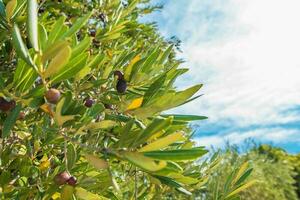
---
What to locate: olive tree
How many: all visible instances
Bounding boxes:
[0,0,252,199]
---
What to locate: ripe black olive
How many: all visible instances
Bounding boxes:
[67,176,77,186]
[113,70,124,80]
[89,29,96,37]
[116,79,127,94]
[84,98,94,108]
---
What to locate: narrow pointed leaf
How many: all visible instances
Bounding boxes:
[160,114,208,121]
[139,132,185,152]
[27,0,39,51]
[67,143,76,170]
[47,16,66,46]
[2,104,22,138]
[61,12,92,39]
[121,151,166,172]
[12,24,35,69]
[143,147,208,161]
[225,180,256,199]
[134,117,173,146]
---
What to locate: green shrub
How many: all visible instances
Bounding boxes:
[206,144,299,200]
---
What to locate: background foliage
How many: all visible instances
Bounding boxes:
[204,143,300,200]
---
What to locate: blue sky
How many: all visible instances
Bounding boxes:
[142,0,300,153]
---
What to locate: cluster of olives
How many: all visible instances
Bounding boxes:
[114,70,127,94]
[45,88,94,108]
[54,171,77,186]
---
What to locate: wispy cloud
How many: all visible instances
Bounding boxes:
[144,0,300,152]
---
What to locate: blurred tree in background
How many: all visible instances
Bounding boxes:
[0,0,253,199]
[205,144,300,200]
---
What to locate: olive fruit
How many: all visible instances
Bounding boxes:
[0,97,16,112]
[98,13,107,23]
[67,176,77,186]
[89,29,96,37]
[104,103,113,110]
[116,79,127,94]
[45,89,61,104]
[113,70,124,80]
[54,171,71,185]
[84,98,94,108]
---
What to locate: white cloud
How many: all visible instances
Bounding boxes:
[161,0,300,128]
[195,128,300,148]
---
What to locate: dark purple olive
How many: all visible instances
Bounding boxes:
[113,70,124,80]
[84,98,94,108]
[104,103,113,110]
[98,13,107,23]
[0,97,16,112]
[67,176,77,186]
[45,89,61,104]
[116,79,127,94]
[54,171,71,185]
[89,29,96,37]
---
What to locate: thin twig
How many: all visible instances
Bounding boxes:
[135,167,138,200]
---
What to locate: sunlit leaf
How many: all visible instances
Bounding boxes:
[139,132,185,152]
[44,44,71,78]
[121,151,166,172]
[143,147,208,161]
[27,0,39,51]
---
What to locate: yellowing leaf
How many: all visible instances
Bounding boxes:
[40,103,54,117]
[147,130,165,142]
[124,54,140,81]
[39,160,50,170]
[121,151,166,172]
[51,192,61,200]
[54,98,75,126]
[75,187,109,200]
[167,173,199,185]
[126,97,143,111]
[5,0,17,20]
[139,132,185,152]
[85,154,108,170]
[44,45,71,78]
[42,41,69,63]
[232,162,249,184]
[225,180,256,199]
